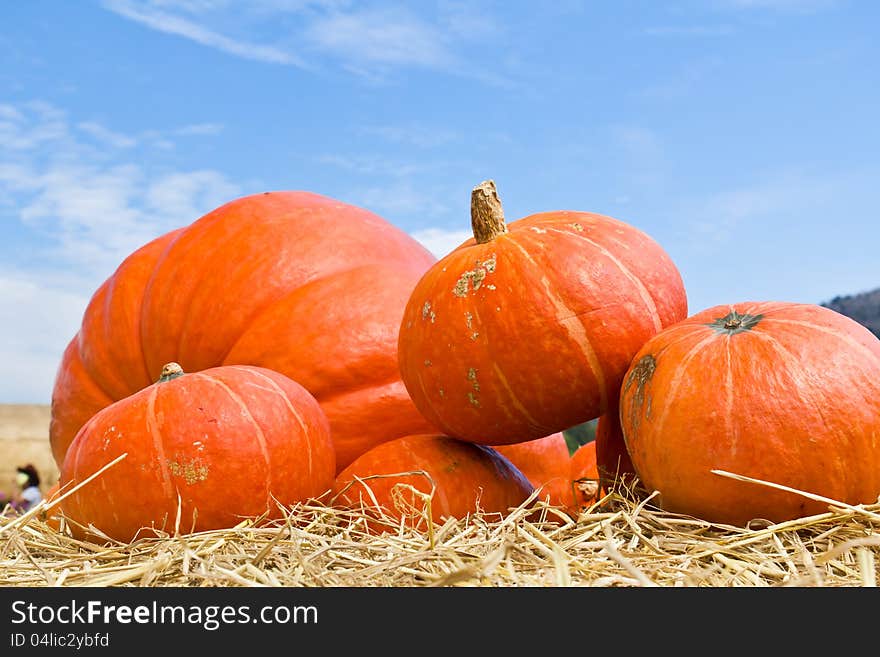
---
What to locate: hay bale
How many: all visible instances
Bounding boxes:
[2,473,879,587]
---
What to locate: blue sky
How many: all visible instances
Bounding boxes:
[1,0,878,404]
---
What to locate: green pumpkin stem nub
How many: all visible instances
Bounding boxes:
[707,310,764,335]
[471,179,509,244]
[158,362,185,383]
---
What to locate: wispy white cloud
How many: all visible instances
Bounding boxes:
[173,122,224,136]
[679,168,872,249]
[101,0,308,67]
[0,100,244,403]
[0,273,91,404]
[77,121,138,148]
[100,0,510,84]
[409,226,472,258]
[304,8,453,71]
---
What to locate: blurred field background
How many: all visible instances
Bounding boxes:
[0,404,58,502]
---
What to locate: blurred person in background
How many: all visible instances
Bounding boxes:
[10,463,43,513]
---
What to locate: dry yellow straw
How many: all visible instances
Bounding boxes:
[0,452,129,536]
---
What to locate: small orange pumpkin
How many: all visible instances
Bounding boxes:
[570,440,600,514]
[331,433,533,532]
[60,363,335,542]
[493,432,571,509]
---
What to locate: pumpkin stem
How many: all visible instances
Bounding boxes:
[471,180,508,244]
[158,362,185,383]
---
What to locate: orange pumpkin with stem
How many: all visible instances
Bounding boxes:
[60,362,335,543]
[397,180,687,446]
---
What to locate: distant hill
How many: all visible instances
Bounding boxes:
[822,287,880,338]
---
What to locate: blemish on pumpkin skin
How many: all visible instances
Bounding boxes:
[571,223,583,232]
[452,255,497,297]
[624,354,656,430]
[467,392,480,407]
[167,457,209,485]
[421,301,436,323]
[467,367,480,392]
[424,360,432,367]
[530,226,547,234]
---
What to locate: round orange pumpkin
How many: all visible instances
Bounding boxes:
[397,180,688,446]
[331,433,533,532]
[619,301,880,526]
[494,432,572,509]
[570,440,600,514]
[50,191,438,474]
[60,363,335,542]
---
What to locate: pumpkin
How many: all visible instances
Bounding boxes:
[619,301,880,526]
[397,180,688,446]
[50,191,438,474]
[331,433,533,532]
[59,362,335,542]
[570,440,600,514]
[493,432,570,509]
[595,403,638,493]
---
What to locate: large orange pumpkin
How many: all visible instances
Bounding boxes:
[331,433,533,532]
[50,191,438,474]
[397,180,688,445]
[619,301,880,526]
[60,363,335,542]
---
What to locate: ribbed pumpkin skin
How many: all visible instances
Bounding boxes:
[332,433,533,531]
[493,432,571,509]
[620,301,880,526]
[50,192,438,474]
[60,364,335,543]
[398,208,688,445]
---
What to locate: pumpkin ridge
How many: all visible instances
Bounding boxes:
[759,316,880,367]
[220,261,422,395]
[503,236,609,413]
[641,332,718,440]
[235,366,316,481]
[192,370,273,497]
[723,335,735,459]
[747,329,835,441]
[489,360,549,435]
[147,381,176,502]
[543,225,663,333]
